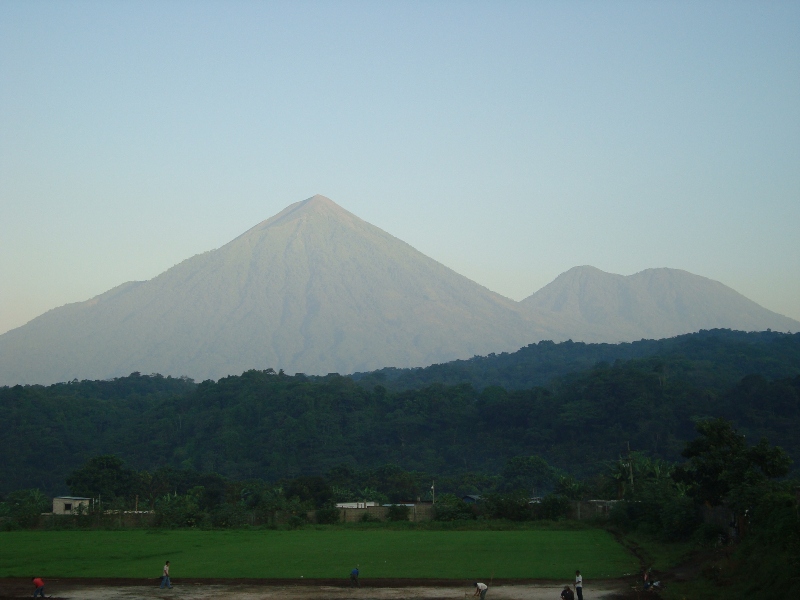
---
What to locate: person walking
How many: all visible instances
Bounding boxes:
[575,570,583,600]
[31,577,46,598]
[473,582,488,600]
[160,560,173,589]
[349,566,360,587]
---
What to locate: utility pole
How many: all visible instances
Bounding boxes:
[627,442,634,493]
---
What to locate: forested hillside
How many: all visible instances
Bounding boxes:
[2,330,799,495]
[352,329,800,390]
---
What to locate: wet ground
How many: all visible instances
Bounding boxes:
[0,579,638,600]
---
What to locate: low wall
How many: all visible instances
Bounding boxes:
[35,512,158,528]
[27,507,433,528]
[568,500,617,520]
[336,504,434,523]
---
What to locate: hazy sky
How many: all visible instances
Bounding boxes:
[1,1,799,336]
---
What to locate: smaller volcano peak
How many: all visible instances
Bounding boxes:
[563,265,607,276]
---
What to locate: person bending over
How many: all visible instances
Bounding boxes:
[32,577,45,598]
[474,582,488,600]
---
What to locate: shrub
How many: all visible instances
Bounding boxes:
[434,494,476,521]
[0,489,50,529]
[658,494,701,541]
[480,493,531,521]
[537,494,570,520]
[210,504,249,528]
[387,504,411,521]
[316,507,341,524]
[609,485,701,541]
[154,494,205,528]
[609,499,636,531]
[287,514,306,529]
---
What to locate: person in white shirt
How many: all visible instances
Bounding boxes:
[575,570,583,600]
[160,561,173,589]
[473,582,488,600]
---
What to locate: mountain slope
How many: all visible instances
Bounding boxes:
[520,266,799,341]
[0,196,547,385]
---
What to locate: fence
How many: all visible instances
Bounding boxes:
[568,500,618,520]
[335,504,434,523]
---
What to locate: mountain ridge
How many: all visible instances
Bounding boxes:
[522,265,798,341]
[0,195,797,385]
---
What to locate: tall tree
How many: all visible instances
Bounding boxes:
[66,455,139,502]
[672,418,791,509]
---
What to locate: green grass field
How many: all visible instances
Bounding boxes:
[0,528,638,580]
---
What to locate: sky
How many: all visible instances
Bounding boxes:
[1,1,799,336]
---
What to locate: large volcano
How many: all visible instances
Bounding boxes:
[0,196,547,384]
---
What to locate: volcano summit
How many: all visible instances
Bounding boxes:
[0,196,546,384]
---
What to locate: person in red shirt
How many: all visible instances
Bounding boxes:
[32,577,46,598]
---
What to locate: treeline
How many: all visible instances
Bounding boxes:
[1,334,800,495]
[0,452,577,528]
[351,329,800,391]
[2,419,794,536]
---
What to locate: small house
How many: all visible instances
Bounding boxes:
[52,496,91,515]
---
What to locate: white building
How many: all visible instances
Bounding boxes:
[52,496,91,514]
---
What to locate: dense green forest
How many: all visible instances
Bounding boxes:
[1,330,799,495]
[352,329,800,390]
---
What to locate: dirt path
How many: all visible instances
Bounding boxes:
[0,580,635,600]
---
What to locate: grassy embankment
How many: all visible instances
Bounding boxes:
[0,528,638,580]
[617,531,695,572]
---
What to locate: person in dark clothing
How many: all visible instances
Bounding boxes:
[350,567,360,587]
[560,585,574,600]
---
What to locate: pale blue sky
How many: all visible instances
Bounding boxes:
[1,0,799,335]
